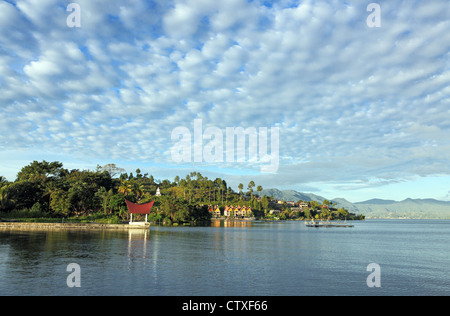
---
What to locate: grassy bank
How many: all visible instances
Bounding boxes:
[0,210,123,224]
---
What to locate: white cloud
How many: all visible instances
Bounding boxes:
[163,3,201,38]
[1,0,450,199]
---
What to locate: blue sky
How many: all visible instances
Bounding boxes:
[1,0,450,202]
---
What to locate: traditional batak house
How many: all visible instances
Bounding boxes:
[242,206,253,218]
[208,205,221,218]
[235,206,253,218]
[209,205,253,218]
[224,206,233,217]
[223,205,253,218]
[125,199,155,225]
[233,206,242,217]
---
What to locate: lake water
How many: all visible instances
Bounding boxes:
[0,219,449,296]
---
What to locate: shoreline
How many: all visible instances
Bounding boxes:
[0,221,150,230]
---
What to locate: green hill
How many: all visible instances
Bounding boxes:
[259,188,450,219]
[355,198,450,219]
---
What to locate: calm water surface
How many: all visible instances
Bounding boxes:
[0,219,449,296]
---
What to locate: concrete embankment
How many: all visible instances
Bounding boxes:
[0,222,150,230]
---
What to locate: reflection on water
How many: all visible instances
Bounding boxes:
[127,229,150,259]
[126,229,156,281]
[211,219,254,228]
[1,220,450,296]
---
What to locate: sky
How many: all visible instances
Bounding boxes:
[0,0,450,202]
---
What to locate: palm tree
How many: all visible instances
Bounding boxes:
[179,179,187,199]
[0,176,8,186]
[0,184,10,210]
[221,180,227,203]
[248,181,255,199]
[225,186,231,204]
[256,185,263,197]
[118,180,144,201]
[118,181,132,196]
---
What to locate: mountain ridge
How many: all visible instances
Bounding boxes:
[259,188,450,219]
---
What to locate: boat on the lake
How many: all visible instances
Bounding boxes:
[305,219,354,228]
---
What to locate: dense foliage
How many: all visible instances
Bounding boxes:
[0,161,362,224]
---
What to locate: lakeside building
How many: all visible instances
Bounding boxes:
[299,202,309,209]
[208,205,221,218]
[208,205,253,218]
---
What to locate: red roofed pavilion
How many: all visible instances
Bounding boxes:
[125,199,154,224]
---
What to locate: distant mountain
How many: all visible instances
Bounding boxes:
[259,188,327,204]
[259,188,356,211]
[355,198,450,219]
[356,198,397,205]
[259,188,450,219]
[330,198,360,213]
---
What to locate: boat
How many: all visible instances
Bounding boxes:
[305,219,354,228]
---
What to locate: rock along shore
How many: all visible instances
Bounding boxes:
[0,221,150,230]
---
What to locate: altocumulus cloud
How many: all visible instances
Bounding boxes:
[0,0,450,200]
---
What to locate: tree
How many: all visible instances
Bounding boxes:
[221,180,227,203]
[188,204,211,223]
[248,181,255,198]
[338,208,349,219]
[0,162,366,223]
[261,195,269,210]
[99,163,125,178]
[118,179,145,201]
[0,176,8,187]
[215,178,223,202]
[304,208,312,220]
[321,207,331,221]
[256,185,263,196]
[67,182,100,214]
[238,183,244,200]
[109,193,126,213]
[1,180,43,211]
[159,196,189,224]
[167,186,185,199]
[179,179,187,199]
[50,189,71,216]
[95,187,114,215]
[0,185,7,210]
[118,182,132,196]
[135,169,143,179]
[16,161,66,182]
[0,178,11,210]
